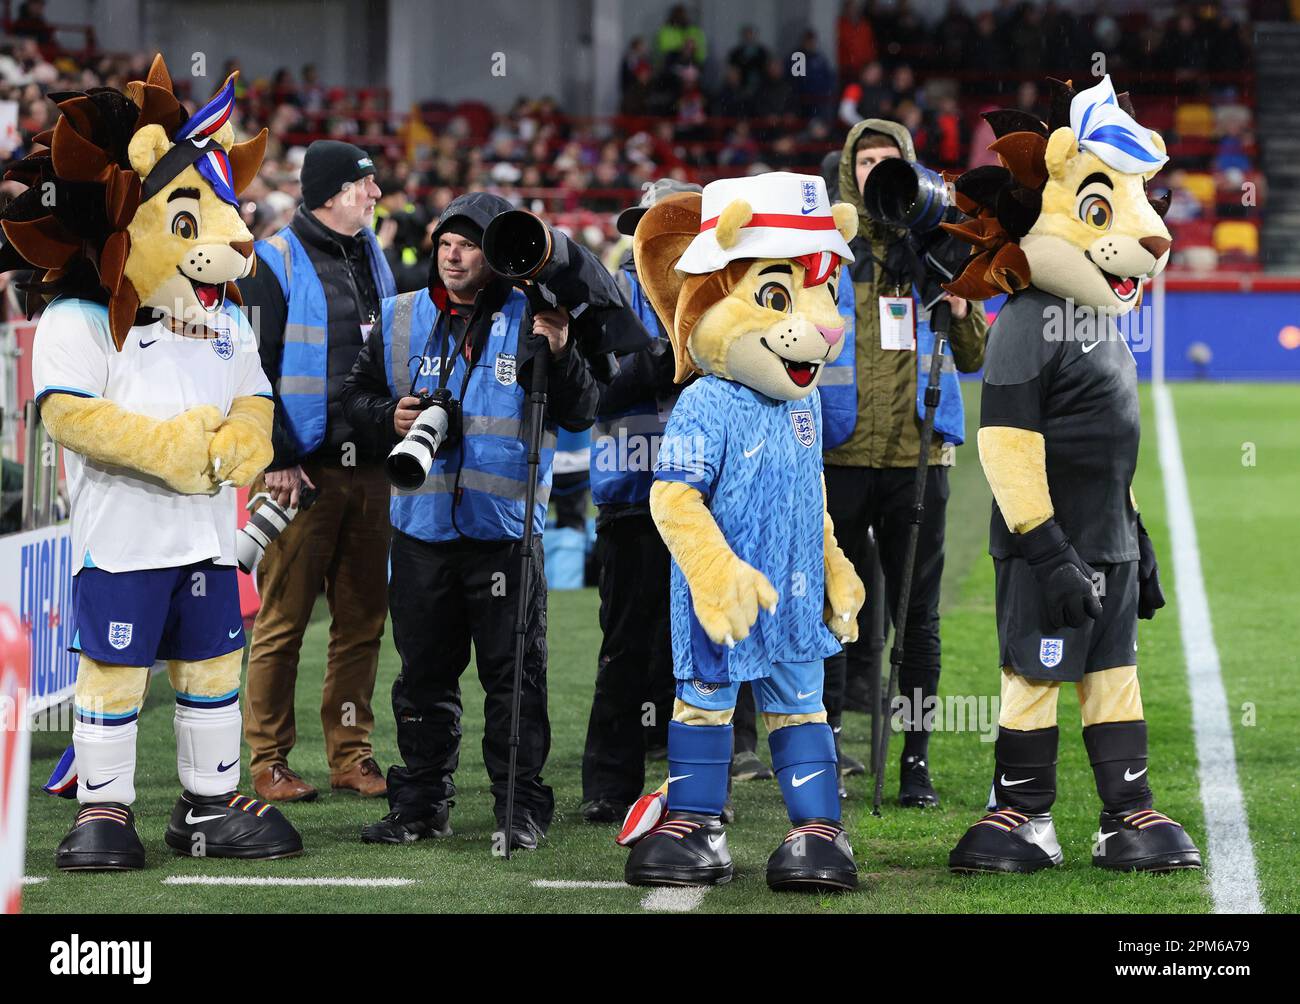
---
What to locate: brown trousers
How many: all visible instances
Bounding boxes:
[243,461,392,777]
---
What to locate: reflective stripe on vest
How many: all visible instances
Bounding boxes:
[591,267,673,507]
[820,273,858,449]
[256,229,328,456]
[382,288,554,542]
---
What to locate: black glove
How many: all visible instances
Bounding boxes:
[1135,513,1166,620]
[1018,518,1103,630]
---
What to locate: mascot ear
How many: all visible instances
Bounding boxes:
[1044,126,1077,180]
[1143,131,1167,182]
[128,123,172,180]
[633,192,703,382]
[831,202,858,243]
[714,199,752,249]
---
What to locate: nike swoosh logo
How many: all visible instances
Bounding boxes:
[796,689,818,699]
[184,810,225,825]
[217,760,237,773]
[1096,831,1116,847]
[666,774,692,784]
[791,769,825,788]
[707,834,725,849]
[1081,339,1101,353]
[1124,767,1148,781]
[801,205,816,215]
[228,627,241,639]
[139,339,157,349]
[743,439,765,458]
[84,777,116,791]
[999,774,1035,787]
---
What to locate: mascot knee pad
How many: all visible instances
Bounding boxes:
[666,719,732,815]
[998,668,1061,731]
[169,650,243,796]
[72,656,148,805]
[768,722,840,824]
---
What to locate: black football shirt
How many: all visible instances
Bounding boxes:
[980,287,1140,564]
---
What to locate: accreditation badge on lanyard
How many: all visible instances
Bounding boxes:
[878,296,915,351]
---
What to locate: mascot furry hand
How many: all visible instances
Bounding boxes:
[615,173,866,893]
[2,55,300,869]
[940,76,1200,875]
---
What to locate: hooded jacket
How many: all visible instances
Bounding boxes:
[824,118,989,469]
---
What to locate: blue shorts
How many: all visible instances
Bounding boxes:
[72,560,245,668]
[676,660,825,716]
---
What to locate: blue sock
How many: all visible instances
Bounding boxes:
[769,722,840,824]
[665,720,731,816]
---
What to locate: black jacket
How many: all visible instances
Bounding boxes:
[239,206,387,471]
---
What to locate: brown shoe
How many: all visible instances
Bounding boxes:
[253,763,319,803]
[331,757,387,798]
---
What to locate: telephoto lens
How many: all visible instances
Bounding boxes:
[386,388,456,491]
[861,158,956,233]
[236,485,319,574]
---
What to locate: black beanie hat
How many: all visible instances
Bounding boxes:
[301,140,377,210]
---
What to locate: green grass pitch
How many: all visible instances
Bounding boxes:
[19,383,1298,913]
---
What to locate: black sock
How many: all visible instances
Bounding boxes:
[897,676,938,761]
[993,726,1058,813]
[1083,720,1154,815]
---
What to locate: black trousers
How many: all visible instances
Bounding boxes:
[580,514,674,804]
[824,465,949,756]
[386,530,554,830]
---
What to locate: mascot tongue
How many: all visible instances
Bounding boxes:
[194,282,221,309]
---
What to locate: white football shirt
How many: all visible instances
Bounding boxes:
[31,297,272,575]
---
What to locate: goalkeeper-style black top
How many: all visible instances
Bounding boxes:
[979,286,1141,564]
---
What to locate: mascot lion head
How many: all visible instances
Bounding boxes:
[0,54,267,347]
[632,172,858,402]
[942,74,1171,315]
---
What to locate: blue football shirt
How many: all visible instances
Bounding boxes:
[654,375,841,683]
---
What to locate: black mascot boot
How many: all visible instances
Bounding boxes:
[1093,809,1202,872]
[165,790,303,859]
[1082,721,1202,872]
[624,811,733,886]
[56,803,146,871]
[766,819,858,892]
[948,808,1063,873]
[950,726,1062,873]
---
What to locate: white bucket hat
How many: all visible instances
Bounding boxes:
[675,171,854,276]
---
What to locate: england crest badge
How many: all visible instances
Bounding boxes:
[211,328,235,360]
[1039,637,1064,669]
[108,621,134,651]
[790,409,816,448]
[495,352,516,386]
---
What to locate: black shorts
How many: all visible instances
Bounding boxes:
[994,558,1139,683]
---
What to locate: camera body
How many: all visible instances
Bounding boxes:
[386,386,461,491]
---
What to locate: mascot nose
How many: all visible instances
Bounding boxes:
[1139,236,1171,260]
[816,323,844,347]
[229,239,254,259]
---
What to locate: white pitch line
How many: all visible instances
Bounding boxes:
[162,876,415,887]
[640,886,708,912]
[531,879,629,889]
[23,876,49,885]
[1154,383,1263,914]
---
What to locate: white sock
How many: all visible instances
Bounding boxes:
[174,701,242,796]
[73,719,138,805]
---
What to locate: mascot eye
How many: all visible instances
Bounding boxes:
[757,282,792,313]
[1079,195,1112,231]
[171,211,199,240]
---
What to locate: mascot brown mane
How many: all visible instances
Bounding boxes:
[0,54,266,347]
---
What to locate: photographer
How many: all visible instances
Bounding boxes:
[239,140,397,804]
[342,193,598,850]
[821,119,989,807]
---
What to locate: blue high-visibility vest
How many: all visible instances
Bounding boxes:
[819,280,965,450]
[256,225,396,457]
[590,267,677,507]
[381,287,555,542]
